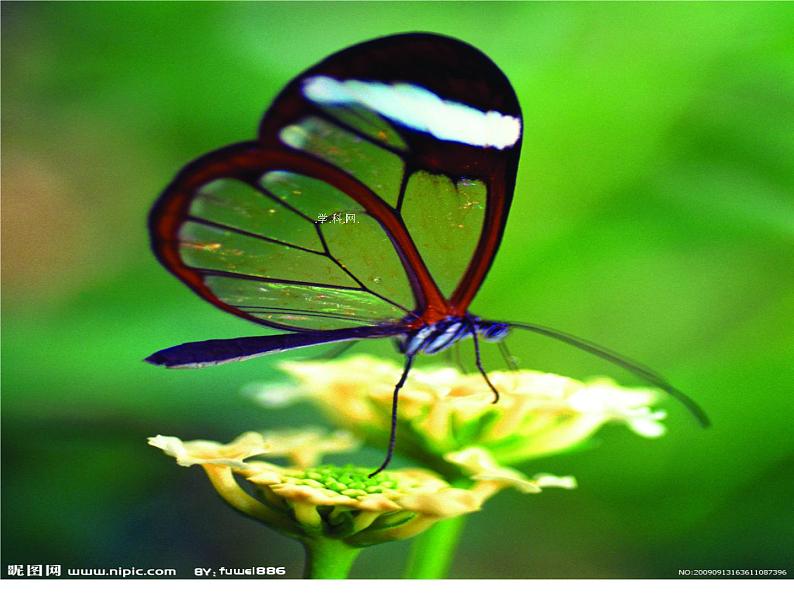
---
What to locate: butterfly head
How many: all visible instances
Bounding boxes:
[396,316,510,356]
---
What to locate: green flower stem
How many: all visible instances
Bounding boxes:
[402,473,473,579]
[302,538,361,579]
[403,515,466,579]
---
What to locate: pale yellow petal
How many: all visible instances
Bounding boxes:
[396,488,481,517]
[270,483,358,508]
[148,433,269,468]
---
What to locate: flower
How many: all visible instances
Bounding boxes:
[152,358,673,579]
[149,428,482,546]
[272,356,667,475]
[241,462,480,544]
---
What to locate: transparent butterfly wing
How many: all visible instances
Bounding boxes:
[149,34,522,331]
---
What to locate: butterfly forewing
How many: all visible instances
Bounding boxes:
[258,33,523,314]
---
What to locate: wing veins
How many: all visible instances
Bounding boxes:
[315,223,413,315]
[186,215,325,256]
[394,165,410,213]
[233,305,381,324]
[252,183,321,224]
[196,268,363,291]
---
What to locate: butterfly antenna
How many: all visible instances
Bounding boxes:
[505,321,710,427]
[468,320,500,404]
[498,339,518,371]
[369,354,415,477]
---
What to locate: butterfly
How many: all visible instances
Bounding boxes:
[145,33,708,474]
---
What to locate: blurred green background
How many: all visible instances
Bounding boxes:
[3,1,793,579]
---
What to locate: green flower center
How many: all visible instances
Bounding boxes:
[288,464,398,498]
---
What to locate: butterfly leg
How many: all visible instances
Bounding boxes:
[468,321,500,404]
[444,341,468,373]
[453,342,468,373]
[498,340,518,371]
[368,353,415,477]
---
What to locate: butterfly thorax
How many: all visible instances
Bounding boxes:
[396,316,509,356]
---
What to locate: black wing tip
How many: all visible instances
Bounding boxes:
[144,351,170,367]
[145,347,194,368]
[144,352,203,369]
